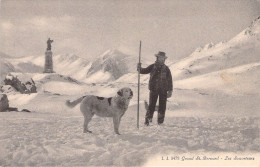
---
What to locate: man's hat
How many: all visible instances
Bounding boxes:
[155,51,167,59]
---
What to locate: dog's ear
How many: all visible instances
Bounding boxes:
[117,89,123,96]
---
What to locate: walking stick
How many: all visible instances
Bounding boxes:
[137,41,142,129]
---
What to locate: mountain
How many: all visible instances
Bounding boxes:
[0,53,91,83]
[0,50,148,83]
[1,17,259,86]
[0,59,16,83]
[115,60,174,84]
[171,16,260,96]
[85,49,147,83]
[0,52,12,58]
[171,16,260,81]
[116,16,260,97]
[114,51,174,83]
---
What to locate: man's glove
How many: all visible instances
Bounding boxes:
[137,63,142,72]
[167,90,172,98]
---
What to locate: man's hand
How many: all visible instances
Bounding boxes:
[137,63,142,72]
[167,90,172,98]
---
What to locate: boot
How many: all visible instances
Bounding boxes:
[144,117,149,126]
[157,112,165,125]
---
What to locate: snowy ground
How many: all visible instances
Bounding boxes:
[0,81,259,166]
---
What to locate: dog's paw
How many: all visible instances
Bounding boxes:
[84,130,92,133]
[115,132,121,135]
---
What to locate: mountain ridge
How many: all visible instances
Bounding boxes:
[1,16,259,85]
[170,16,260,81]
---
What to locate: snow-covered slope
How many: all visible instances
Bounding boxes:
[171,16,260,81]
[175,62,260,96]
[115,56,174,83]
[117,17,260,85]
[1,80,259,166]
[0,60,16,83]
[0,53,16,83]
[1,72,81,93]
[85,49,146,83]
[2,54,91,82]
[1,17,259,87]
[0,50,149,83]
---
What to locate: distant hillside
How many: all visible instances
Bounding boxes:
[0,50,148,83]
[170,16,260,80]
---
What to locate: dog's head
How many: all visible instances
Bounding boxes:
[117,87,133,100]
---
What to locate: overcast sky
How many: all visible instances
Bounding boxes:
[0,0,260,61]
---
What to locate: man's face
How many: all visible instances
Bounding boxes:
[157,56,166,64]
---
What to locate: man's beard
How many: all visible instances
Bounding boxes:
[155,60,165,65]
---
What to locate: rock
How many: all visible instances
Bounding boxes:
[204,42,214,49]
[0,94,9,112]
[0,85,17,94]
[194,47,202,52]
[8,107,18,111]
[21,109,31,112]
[4,73,37,94]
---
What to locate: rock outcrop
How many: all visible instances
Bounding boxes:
[0,94,9,112]
[4,73,37,94]
[0,85,17,94]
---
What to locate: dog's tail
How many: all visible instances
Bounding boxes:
[144,100,149,111]
[144,100,159,111]
[66,96,85,108]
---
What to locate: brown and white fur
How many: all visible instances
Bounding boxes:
[66,87,133,135]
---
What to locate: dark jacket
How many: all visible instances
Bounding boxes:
[139,63,173,91]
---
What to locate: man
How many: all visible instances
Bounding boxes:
[137,51,173,126]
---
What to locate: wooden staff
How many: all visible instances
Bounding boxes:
[137,41,142,129]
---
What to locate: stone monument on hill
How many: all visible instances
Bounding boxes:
[43,38,54,73]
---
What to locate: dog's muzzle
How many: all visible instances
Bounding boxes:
[129,90,133,99]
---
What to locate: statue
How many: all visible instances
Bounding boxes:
[47,38,54,51]
[44,38,54,73]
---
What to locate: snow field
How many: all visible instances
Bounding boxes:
[1,82,259,166]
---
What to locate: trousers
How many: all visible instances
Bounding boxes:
[145,89,167,124]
